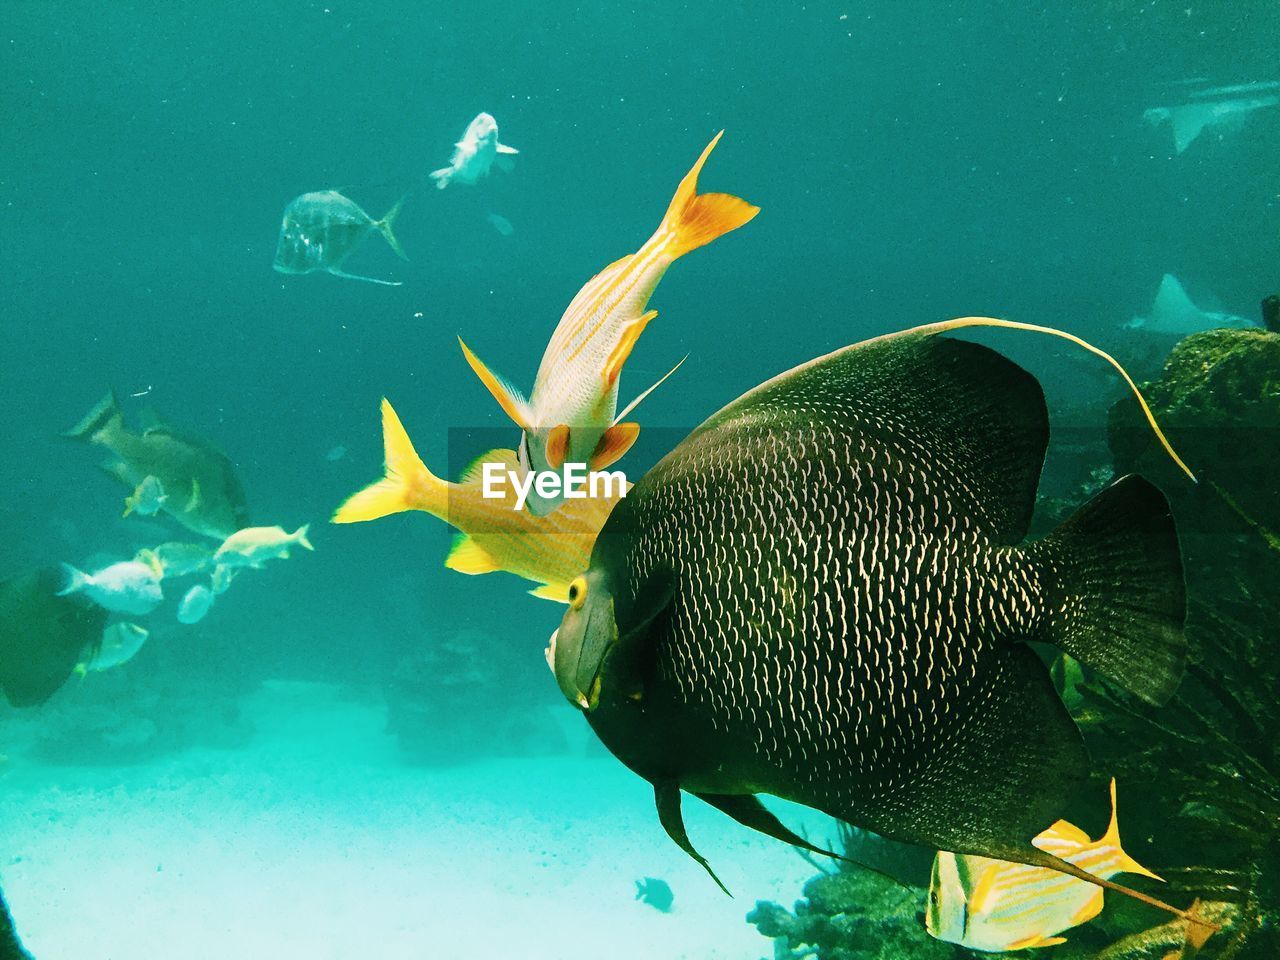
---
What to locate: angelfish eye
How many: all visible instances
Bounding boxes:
[568,576,588,610]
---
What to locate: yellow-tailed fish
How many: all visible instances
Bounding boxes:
[926,779,1162,952]
[458,130,758,516]
[332,399,625,601]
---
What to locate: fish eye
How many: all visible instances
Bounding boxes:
[568,576,588,610]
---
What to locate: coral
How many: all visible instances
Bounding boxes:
[747,868,959,960]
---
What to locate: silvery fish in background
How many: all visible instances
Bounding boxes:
[1144,79,1279,153]
[177,584,214,625]
[273,190,407,286]
[80,622,150,674]
[430,113,518,189]
[1125,274,1255,335]
[58,559,164,616]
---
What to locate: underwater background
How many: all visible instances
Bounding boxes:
[2,2,1279,958]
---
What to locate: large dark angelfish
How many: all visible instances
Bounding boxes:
[549,327,1188,910]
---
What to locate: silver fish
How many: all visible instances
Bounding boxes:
[273,190,407,286]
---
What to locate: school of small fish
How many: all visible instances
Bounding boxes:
[53,397,316,666]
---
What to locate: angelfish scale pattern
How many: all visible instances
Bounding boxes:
[623,394,1046,813]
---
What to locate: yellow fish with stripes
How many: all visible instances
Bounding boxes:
[459,131,758,516]
[332,399,624,602]
[926,779,1161,952]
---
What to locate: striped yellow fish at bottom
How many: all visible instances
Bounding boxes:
[926,779,1162,952]
[330,399,624,600]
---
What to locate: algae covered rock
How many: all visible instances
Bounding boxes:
[748,867,959,960]
[1108,327,1280,541]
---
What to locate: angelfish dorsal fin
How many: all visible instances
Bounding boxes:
[654,781,730,896]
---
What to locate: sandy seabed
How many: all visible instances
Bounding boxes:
[0,682,828,960]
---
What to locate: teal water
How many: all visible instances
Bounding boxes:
[2,3,1279,958]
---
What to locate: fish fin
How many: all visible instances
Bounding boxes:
[1069,889,1105,926]
[654,781,731,897]
[657,131,759,260]
[293,525,314,551]
[850,644,1090,880]
[458,337,532,430]
[919,317,1195,481]
[544,425,570,471]
[57,563,88,597]
[327,268,402,286]
[613,354,687,425]
[333,399,443,523]
[429,167,453,189]
[589,423,639,471]
[1030,475,1186,706]
[965,861,1002,915]
[696,793,845,864]
[64,391,124,443]
[458,449,518,485]
[122,496,135,518]
[601,310,658,389]
[709,331,1049,542]
[1036,819,1092,849]
[529,582,571,603]
[444,534,500,575]
[377,197,409,260]
[496,143,519,155]
[1007,934,1068,950]
[1098,778,1163,881]
[98,461,132,487]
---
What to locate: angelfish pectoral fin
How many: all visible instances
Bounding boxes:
[696,793,847,865]
[654,780,731,897]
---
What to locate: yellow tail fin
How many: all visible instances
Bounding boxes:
[332,399,441,523]
[659,131,759,260]
[1101,778,1164,882]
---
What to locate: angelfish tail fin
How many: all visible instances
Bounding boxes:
[332,399,443,523]
[1031,475,1186,706]
[657,131,759,261]
[64,391,124,444]
[377,197,409,260]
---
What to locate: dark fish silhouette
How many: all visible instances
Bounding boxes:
[0,566,107,707]
[65,392,250,540]
[634,877,674,912]
[273,190,407,286]
[549,327,1187,909]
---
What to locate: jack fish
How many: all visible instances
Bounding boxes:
[460,131,757,516]
[65,392,250,540]
[273,189,407,286]
[549,325,1193,918]
[333,399,624,602]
